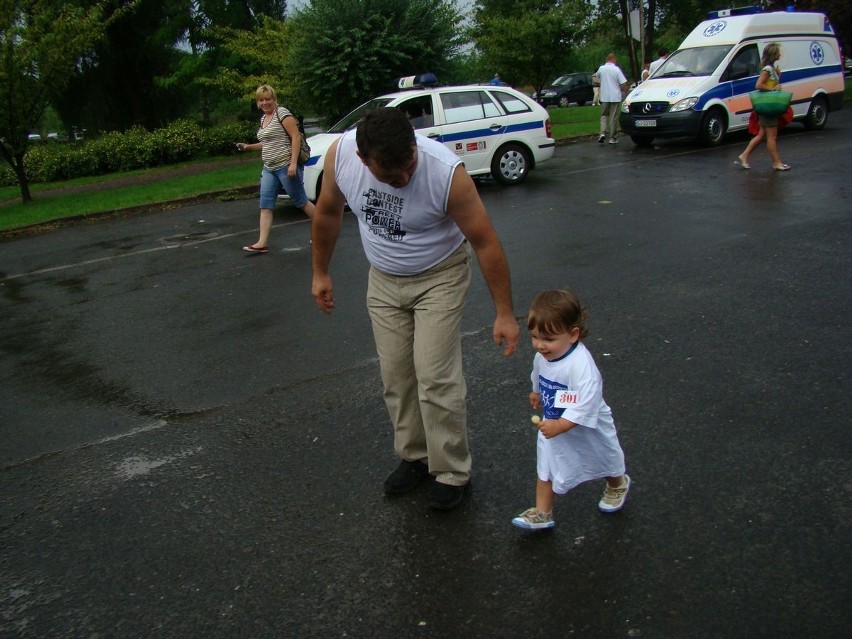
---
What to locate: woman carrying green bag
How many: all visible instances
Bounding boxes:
[735,43,791,171]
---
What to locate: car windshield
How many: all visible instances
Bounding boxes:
[327,98,395,133]
[656,45,732,77]
[554,75,577,86]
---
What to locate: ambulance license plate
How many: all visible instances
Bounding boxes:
[636,119,657,127]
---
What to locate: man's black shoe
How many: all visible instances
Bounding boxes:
[384,459,429,495]
[427,481,469,510]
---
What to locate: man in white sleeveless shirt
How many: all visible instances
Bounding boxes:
[311,108,519,510]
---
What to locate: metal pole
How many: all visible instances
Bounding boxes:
[639,2,645,79]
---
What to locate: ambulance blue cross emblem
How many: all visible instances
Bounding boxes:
[809,42,825,65]
[703,21,727,37]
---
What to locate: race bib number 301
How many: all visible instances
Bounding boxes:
[554,390,579,408]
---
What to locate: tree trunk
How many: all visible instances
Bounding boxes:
[13,155,33,203]
[646,0,657,61]
[199,87,210,124]
[0,146,33,204]
[619,0,640,81]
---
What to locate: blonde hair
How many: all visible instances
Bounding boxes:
[762,43,781,68]
[255,84,277,102]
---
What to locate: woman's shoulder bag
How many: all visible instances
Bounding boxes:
[275,108,311,165]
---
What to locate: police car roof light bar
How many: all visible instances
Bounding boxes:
[397,73,439,90]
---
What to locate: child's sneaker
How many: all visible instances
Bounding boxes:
[598,475,631,512]
[511,507,555,530]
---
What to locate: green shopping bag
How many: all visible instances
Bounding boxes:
[749,90,793,117]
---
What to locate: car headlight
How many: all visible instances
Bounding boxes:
[669,97,698,113]
[542,90,556,97]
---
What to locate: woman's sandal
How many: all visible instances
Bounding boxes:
[773,164,791,171]
[734,158,751,170]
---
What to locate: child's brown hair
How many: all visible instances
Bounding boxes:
[527,289,589,339]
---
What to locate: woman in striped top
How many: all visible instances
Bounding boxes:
[236,84,315,253]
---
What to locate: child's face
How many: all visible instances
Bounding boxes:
[530,326,580,361]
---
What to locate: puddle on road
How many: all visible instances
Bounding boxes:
[115,446,202,480]
[161,231,219,246]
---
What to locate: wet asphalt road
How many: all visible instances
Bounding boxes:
[1,112,851,638]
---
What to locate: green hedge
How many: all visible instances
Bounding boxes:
[0,119,258,187]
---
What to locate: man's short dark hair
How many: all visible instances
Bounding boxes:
[356,107,416,170]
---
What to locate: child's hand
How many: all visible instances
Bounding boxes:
[536,417,574,439]
[529,391,541,410]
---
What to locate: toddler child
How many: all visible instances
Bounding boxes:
[512,289,630,530]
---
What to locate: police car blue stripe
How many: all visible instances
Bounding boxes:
[506,120,547,134]
[437,120,545,143]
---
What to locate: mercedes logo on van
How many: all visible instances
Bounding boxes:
[642,103,653,114]
[703,21,727,37]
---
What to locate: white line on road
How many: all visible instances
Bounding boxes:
[2,219,310,281]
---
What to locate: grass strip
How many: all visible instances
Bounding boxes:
[0,161,260,231]
[548,104,602,139]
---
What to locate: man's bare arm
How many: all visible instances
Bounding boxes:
[446,166,519,356]
[311,140,347,313]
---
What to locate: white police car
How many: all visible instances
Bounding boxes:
[302,74,556,201]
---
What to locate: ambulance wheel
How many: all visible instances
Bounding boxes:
[698,108,726,146]
[491,143,530,185]
[630,135,654,147]
[803,96,827,130]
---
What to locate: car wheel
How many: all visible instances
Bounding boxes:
[630,135,654,147]
[491,143,530,185]
[698,108,726,146]
[803,95,827,130]
[558,96,570,108]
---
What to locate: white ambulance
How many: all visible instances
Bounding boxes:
[619,7,845,146]
[301,75,555,201]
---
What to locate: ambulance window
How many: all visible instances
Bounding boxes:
[727,45,760,80]
[441,91,497,124]
[490,90,533,115]
[661,45,731,77]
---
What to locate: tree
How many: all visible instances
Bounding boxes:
[166,1,288,123]
[285,0,463,125]
[51,1,287,134]
[470,0,592,97]
[195,15,296,116]
[0,0,138,204]
[53,0,192,134]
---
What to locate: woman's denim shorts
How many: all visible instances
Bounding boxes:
[259,164,309,209]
